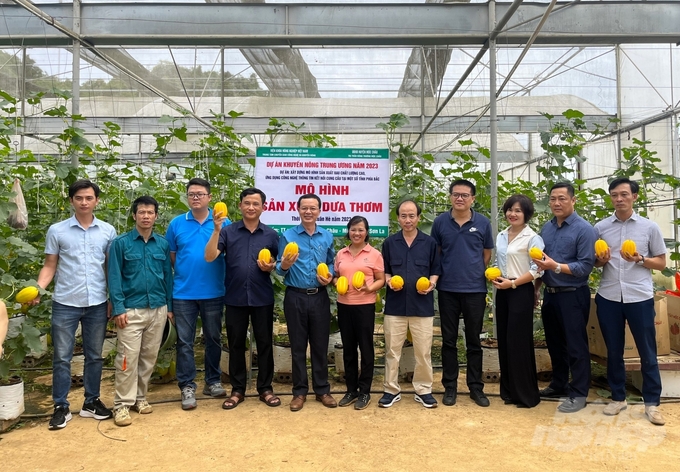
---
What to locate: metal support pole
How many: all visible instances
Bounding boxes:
[20,47,26,153]
[615,45,622,169]
[221,47,225,115]
[489,1,498,339]
[71,0,81,166]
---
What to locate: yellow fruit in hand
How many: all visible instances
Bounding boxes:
[621,239,637,258]
[390,275,404,290]
[258,248,272,264]
[529,247,544,260]
[594,239,609,258]
[416,277,430,292]
[283,242,299,258]
[16,286,39,304]
[485,267,502,281]
[317,263,331,278]
[336,276,349,295]
[352,271,366,289]
[213,201,228,218]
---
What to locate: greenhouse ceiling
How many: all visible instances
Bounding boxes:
[0,1,678,161]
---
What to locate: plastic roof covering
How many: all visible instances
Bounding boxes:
[0,1,677,161]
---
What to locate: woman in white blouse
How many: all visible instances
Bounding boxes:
[491,195,544,408]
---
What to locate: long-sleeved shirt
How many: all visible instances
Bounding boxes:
[540,212,597,288]
[108,228,173,316]
[275,224,335,289]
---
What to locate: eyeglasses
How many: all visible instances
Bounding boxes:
[451,193,472,200]
[299,206,319,212]
[187,193,209,199]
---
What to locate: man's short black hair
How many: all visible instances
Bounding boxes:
[69,179,100,198]
[297,193,321,208]
[132,195,159,215]
[395,199,422,217]
[608,177,639,194]
[240,187,267,203]
[186,178,211,194]
[550,181,575,197]
[449,179,476,196]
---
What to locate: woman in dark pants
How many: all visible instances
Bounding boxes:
[491,195,544,408]
[332,216,385,410]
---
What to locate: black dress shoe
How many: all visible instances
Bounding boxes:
[539,387,567,398]
[443,388,457,406]
[557,397,586,413]
[470,389,490,407]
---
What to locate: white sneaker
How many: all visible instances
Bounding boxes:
[132,400,153,415]
[114,406,132,427]
[603,400,627,416]
[644,405,665,426]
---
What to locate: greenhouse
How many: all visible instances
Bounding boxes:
[1,1,680,471]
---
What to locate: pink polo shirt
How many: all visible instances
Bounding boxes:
[334,244,385,306]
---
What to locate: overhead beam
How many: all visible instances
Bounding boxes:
[0,2,679,47]
[21,114,614,136]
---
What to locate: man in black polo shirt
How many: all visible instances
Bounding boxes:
[380,200,441,408]
[205,188,281,409]
[431,179,494,407]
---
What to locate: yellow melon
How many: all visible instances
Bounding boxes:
[390,275,404,290]
[594,239,609,258]
[16,286,39,304]
[336,276,349,295]
[258,248,272,264]
[352,271,365,289]
[317,263,331,278]
[283,242,299,258]
[529,247,544,260]
[485,267,502,281]
[213,202,228,218]
[621,239,637,258]
[416,277,430,291]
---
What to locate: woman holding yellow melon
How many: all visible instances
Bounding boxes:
[332,216,385,410]
[491,195,544,408]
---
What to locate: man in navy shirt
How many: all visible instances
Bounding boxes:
[534,182,597,413]
[431,179,494,408]
[275,193,336,412]
[380,200,441,409]
[205,188,281,409]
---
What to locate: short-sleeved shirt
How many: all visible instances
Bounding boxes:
[540,212,597,288]
[107,228,173,316]
[217,220,279,307]
[382,229,441,317]
[595,212,666,303]
[431,209,494,293]
[334,244,384,306]
[44,215,116,307]
[275,224,335,289]
[165,210,230,300]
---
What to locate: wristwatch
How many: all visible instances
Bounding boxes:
[554,263,562,274]
[637,255,645,266]
[511,280,517,289]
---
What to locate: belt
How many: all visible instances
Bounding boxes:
[288,286,325,295]
[544,286,578,294]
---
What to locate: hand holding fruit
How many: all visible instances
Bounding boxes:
[257,248,275,272]
[388,275,404,292]
[280,242,299,270]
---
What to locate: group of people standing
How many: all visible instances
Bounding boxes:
[24,173,667,429]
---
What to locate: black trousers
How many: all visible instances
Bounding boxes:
[337,302,375,394]
[438,290,487,391]
[284,288,331,396]
[496,284,540,408]
[225,304,275,395]
[541,285,591,399]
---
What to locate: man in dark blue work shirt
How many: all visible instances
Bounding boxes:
[431,179,494,408]
[380,200,441,409]
[205,188,280,409]
[533,182,597,413]
[275,193,336,412]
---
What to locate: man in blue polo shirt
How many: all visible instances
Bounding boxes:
[533,182,596,413]
[275,193,336,412]
[205,188,281,409]
[431,179,494,408]
[380,199,441,409]
[165,178,230,410]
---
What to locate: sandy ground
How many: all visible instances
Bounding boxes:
[2,370,679,472]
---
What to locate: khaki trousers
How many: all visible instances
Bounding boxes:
[114,307,167,408]
[383,315,434,396]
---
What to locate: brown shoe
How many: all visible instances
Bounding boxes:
[315,393,337,408]
[290,395,306,412]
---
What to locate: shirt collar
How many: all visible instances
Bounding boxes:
[612,211,638,223]
[131,227,156,241]
[186,210,214,221]
[68,214,100,229]
[551,211,579,227]
[294,223,320,235]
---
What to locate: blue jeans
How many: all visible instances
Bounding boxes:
[51,301,108,408]
[595,294,661,405]
[173,297,224,390]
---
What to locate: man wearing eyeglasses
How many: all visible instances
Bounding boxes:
[432,179,494,408]
[165,178,231,410]
[276,193,337,411]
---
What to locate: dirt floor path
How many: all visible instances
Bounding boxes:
[2,372,679,472]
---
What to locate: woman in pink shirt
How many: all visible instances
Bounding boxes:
[332,216,385,410]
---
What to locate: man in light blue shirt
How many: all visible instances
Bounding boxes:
[35,180,117,430]
[165,178,230,409]
[594,177,667,426]
[276,193,336,411]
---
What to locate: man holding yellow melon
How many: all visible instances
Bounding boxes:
[275,193,336,411]
[593,177,667,425]
[205,188,280,409]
